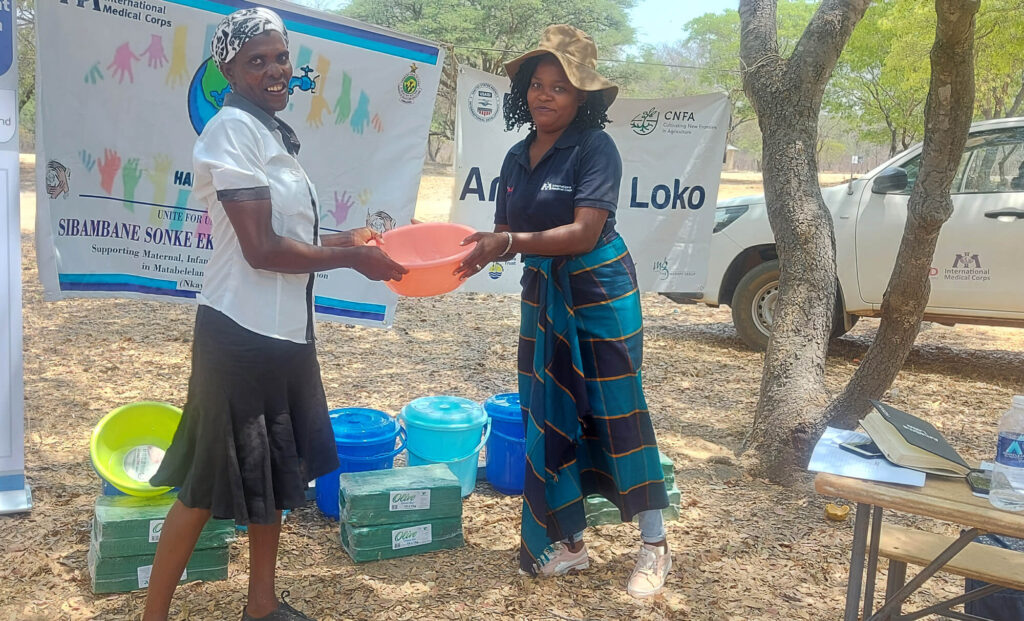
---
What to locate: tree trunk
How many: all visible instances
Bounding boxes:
[738,0,871,482]
[824,0,979,428]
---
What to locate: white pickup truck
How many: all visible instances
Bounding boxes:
[666,117,1024,350]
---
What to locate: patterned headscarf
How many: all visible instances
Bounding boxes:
[211,7,288,68]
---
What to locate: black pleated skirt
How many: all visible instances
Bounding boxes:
[150,305,340,524]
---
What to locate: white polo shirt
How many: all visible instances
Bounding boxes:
[193,94,320,344]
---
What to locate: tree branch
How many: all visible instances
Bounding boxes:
[786,0,872,97]
[825,0,980,428]
[738,0,782,100]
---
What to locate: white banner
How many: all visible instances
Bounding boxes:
[452,66,729,293]
[1,0,29,514]
[35,0,444,327]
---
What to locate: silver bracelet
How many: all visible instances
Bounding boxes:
[501,231,514,255]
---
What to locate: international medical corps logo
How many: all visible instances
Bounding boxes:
[468,82,500,122]
[631,107,660,136]
[943,250,990,282]
[953,251,981,269]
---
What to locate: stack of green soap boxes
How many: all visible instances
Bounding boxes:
[88,494,234,594]
[585,451,681,527]
[338,464,464,563]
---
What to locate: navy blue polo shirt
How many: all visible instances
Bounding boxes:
[494,125,621,238]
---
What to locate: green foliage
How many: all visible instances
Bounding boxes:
[672,0,1024,159]
[341,0,637,75]
[670,2,818,148]
[17,0,36,147]
[973,0,1024,119]
[338,0,638,151]
[830,0,1024,156]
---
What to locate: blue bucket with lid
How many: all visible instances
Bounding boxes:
[400,396,490,497]
[315,407,406,520]
[484,393,525,495]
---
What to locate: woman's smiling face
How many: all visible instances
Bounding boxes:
[527,56,585,134]
[221,31,291,114]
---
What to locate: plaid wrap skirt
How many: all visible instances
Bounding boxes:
[518,234,668,575]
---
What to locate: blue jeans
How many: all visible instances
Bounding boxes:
[569,509,666,545]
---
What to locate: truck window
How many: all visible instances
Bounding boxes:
[896,127,1024,195]
[958,128,1024,193]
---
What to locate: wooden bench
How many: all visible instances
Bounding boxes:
[876,524,1024,619]
[814,473,1024,621]
[879,524,1024,591]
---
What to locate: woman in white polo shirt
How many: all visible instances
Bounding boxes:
[143,9,405,621]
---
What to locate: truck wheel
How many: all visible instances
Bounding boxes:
[731,260,779,351]
[831,308,859,340]
[731,260,857,350]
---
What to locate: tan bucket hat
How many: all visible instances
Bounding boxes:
[503,24,619,107]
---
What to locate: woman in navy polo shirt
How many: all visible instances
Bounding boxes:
[456,25,672,598]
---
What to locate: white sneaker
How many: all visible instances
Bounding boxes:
[528,541,590,577]
[627,543,671,598]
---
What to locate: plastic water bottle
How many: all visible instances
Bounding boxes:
[990,395,1024,511]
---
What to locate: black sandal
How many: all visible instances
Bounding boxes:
[240,591,316,621]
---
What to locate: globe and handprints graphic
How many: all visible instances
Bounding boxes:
[187,57,319,135]
[187,56,231,135]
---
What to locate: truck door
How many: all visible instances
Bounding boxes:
[929,127,1024,312]
[856,126,1024,314]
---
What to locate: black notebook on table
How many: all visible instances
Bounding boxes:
[860,400,971,477]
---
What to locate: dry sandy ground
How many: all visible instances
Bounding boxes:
[5,161,1024,620]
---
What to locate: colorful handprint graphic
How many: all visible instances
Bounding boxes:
[84,63,104,85]
[108,42,140,84]
[142,35,168,69]
[334,72,352,125]
[79,150,96,173]
[98,149,122,195]
[350,91,371,135]
[371,113,383,133]
[306,55,331,128]
[121,158,143,211]
[172,189,192,232]
[330,191,355,225]
[146,154,173,225]
[166,26,189,88]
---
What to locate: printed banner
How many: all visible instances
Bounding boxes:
[35,0,444,327]
[452,66,729,293]
[1,0,29,513]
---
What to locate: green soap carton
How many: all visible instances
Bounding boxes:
[339,464,462,527]
[92,494,234,557]
[659,451,676,490]
[89,542,229,578]
[584,484,682,527]
[87,544,229,594]
[340,516,464,563]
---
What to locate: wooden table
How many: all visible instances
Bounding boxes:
[815,472,1024,620]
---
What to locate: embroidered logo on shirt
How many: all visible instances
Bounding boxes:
[540,182,573,192]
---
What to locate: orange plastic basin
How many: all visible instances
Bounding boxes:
[374,223,477,297]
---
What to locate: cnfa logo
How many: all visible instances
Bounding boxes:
[952,251,981,269]
[631,107,659,135]
[398,64,422,104]
[468,83,500,122]
[488,263,504,280]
